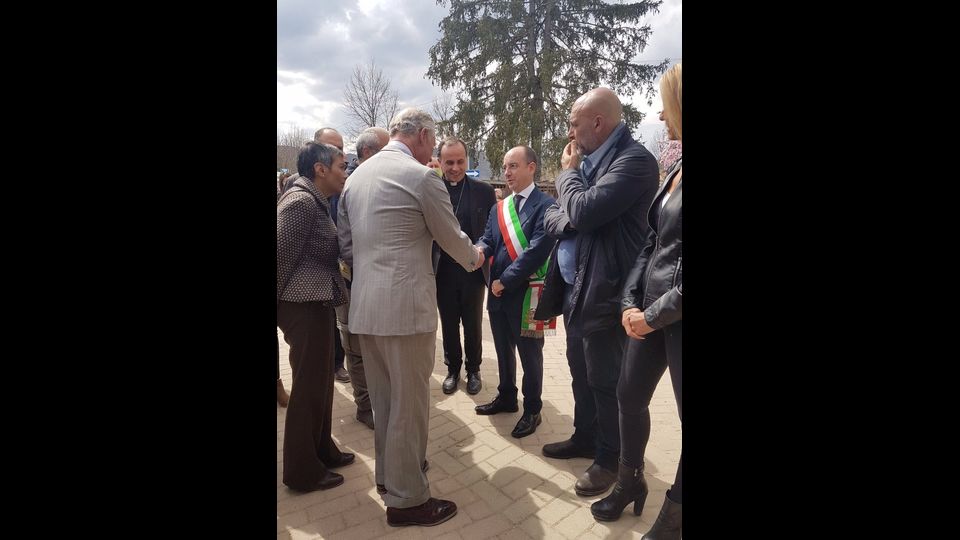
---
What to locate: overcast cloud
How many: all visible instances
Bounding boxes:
[278,0,681,147]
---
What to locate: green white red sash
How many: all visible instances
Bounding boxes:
[497,194,557,338]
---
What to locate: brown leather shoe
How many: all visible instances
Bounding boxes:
[575,463,618,496]
[277,378,289,408]
[386,498,457,527]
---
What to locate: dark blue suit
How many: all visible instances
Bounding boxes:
[476,187,556,415]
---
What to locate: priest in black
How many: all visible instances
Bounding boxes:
[432,137,497,395]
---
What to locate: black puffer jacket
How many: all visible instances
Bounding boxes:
[621,160,682,329]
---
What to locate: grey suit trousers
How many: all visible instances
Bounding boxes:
[335,302,370,413]
[359,332,435,509]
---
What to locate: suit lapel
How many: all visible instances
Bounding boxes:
[518,188,539,228]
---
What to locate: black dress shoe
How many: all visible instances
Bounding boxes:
[378,460,429,494]
[287,470,344,492]
[542,438,596,459]
[387,498,458,527]
[356,409,374,429]
[475,398,519,415]
[326,452,355,469]
[575,462,618,496]
[511,413,542,438]
[466,372,482,394]
[442,372,459,394]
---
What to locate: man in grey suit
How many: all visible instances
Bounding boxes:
[338,108,484,527]
[335,126,390,430]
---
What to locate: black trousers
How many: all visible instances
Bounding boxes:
[489,305,544,415]
[436,262,485,375]
[564,284,625,470]
[617,320,682,503]
[333,321,345,371]
[564,334,598,449]
[277,301,345,490]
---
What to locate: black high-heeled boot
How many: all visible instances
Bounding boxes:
[642,491,682,540]
[590,460,648,521]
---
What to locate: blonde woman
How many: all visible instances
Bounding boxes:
[591,63,682,540]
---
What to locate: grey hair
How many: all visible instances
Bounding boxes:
[355,127,386,158]
[297,142,343,179]
[389,108,436,137]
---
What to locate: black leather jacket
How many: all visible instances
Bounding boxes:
[621,160,682,329]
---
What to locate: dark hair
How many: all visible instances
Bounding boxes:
[437,137,468,159]
[297,142,343,179]
[519,145,539,168]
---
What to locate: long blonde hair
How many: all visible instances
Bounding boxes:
[660,63,682,141]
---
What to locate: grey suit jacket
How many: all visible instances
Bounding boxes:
[338,146,479,336]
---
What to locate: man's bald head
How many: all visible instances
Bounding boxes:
[573,87,622,122]
[568,87,624,154]
[314,127,344,151]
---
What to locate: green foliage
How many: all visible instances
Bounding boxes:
[428,0,670,179]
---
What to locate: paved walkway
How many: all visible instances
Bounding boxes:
[277,306,680,540]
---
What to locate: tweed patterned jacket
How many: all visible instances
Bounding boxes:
[277,176,347,306]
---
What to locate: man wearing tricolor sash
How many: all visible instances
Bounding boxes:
[473,146,557,439]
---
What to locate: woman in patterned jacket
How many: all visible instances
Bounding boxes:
[277,141,354,492]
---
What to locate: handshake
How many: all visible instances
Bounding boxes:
[471,245,485,270]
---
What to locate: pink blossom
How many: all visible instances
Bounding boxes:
[658,140,682,172]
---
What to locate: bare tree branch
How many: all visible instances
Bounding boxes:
[277,124,309,171]
[342,60,399,137]
[432,92,458,139]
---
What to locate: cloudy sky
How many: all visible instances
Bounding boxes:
[277,0,681,148]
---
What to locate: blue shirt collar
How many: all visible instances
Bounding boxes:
[581,122,627,179]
